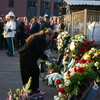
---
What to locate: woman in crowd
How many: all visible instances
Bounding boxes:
[24,18,30,40]
[18,28,54,94]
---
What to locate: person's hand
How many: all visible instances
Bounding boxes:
[8,29,12,32]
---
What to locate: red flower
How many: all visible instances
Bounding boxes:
[87,59,92,63]
[84,49,88,52]
[65,95,69,98]
[56,79,62,84]
[91,39,95,43]
[74,67,78,72]
[77,67,84,73]
[78,59,86,63]
[67,71,71,75]
[58,88,65,94]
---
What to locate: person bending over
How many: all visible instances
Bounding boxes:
[18,28,54,94]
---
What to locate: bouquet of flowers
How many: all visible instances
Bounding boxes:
[61,34,96,74]
[43,73,63,86]
[6,77,45,100]
[56,31,71,64]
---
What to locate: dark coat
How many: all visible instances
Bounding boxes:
[18,35,48,91]
[39,21,48,31]
[30,22,40,34]
[18,35,48,61]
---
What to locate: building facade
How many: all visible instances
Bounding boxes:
[0,0,63,18]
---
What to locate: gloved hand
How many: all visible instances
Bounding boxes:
[8,29,12,32]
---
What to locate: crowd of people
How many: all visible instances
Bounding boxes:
[0,11,65,56]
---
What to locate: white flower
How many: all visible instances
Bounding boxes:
[65,80,71,86]
[70,71,75,76]
[70,42,75,50]
[58,84,63,88]
[83,54,90,60]
[63,72,68,77]
[75,63,81,67]
[45,73,63,86]
[54,95,60,100]
[58,92,63,97]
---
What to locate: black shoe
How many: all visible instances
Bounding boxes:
[7,54,14,57]
[28,90,41,96]
[32,89,41,93]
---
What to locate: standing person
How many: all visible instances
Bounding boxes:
[56,17,65,33]
[18,28,54,94]
[14,17,20,50]
[2,15,8,49]
[43,13,50,28]
[24,18,30,40]
[39,16,47,31]
[3,11,16,56]
[30,18,40,35]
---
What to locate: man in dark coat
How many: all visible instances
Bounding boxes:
[30,18,40,34]
[18,28,54,94]
[15,17,25,49]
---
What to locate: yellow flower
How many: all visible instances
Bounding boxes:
[94,62,99,67]
[88,50,93,55]
[94,53,99,57]
[92,52,99,58]
[91,48,97,51]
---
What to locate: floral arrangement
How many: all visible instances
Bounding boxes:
[56,31,71,63]
[61,34,96,74]
[6,77,45,100]
[43,73,63,86]
[56,31,71,52]
[54,47,100,100]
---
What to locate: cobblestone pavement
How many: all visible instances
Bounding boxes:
[0,49,57,100]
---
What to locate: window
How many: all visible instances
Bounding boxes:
[27,1,37,18]
[28,1,37,7]
[54,3,62,8]
[40,0,50,16]
[41,2,50,8]
[54,0,63,16]
[9,0,14,8]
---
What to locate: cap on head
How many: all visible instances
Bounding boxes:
[44,13,48,17]
[8,11,15,17]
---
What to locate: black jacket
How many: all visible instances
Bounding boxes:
[18,35,48,62]
[30,22,40,34]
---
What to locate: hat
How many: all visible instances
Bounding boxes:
[8,11,15,17]
[44,13,48,17]
[5,14,9,18]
